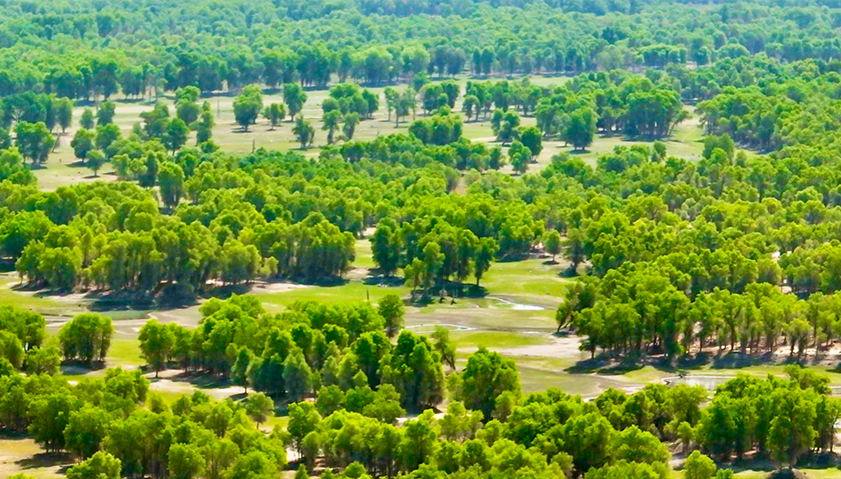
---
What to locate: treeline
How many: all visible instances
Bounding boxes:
[137,294,449,413]
[1,149,464,292]
[547,60,841,359]
[1,1,841,98]
[5,327,838,478]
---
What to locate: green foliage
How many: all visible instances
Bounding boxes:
[456,347,520,419]
[233,85,263,131]
[66,451,121,479]
[58,313,113,364]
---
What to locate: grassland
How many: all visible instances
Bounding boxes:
[32,75,713,190]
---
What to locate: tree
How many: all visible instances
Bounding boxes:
[138,319,175,378]
[378,293,405,338]
[80,109,95,129]
[233,85,263,131]
[158,162,185,210]
[474,238,497,286]
[283,83,307,120]
[196,104,215,144]
[519,126,543,158]
[28,390,79,452]
[565,107,598,151]
[15,121,54,165]
[283,348,312,401]
[545,230,562,262]
[86,149,105,177]
[55,98,74,133]
[26,345,61,375]
[95,123,121,154]
[58,313,113,365]
[457,347,520,419]
[263,103,285,129]
[769,388,817,469]
[71,129,96,160]
[64,405,110,459]
[164,118,189,152]
[322,109,342,145]
[292,117,315,149]
[168,443,204,479]
[231,347,254,393]
[66,451,121,479]
[96,101,115,126]
[288,401,321,454]
[246,393,274,429]
[343,112,360,141]
[684,451,717,479]
[431,326,456,370]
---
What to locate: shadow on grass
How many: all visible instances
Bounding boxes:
[15,451,74,472]
[566,349,833,379]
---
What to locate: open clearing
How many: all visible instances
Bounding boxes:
[32,75,713,191]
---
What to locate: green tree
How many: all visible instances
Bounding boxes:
[95,123,121,155]
[71,129,96,160]
[80,109,95,129]
[66,451,121,479]
[96,101,115,126]
[565,107,598,151]
[28,390,80,452]
[55,98,74,133]
[233,85,263,131]
[168,443,205,479]
[86,150,105,177]
[263,103,285,129]
[684,451,717,479]
[545,230,562,262]
[15,121,54,165]
[457,347,520,419]
[322,109,342,145]
[519,125,543,158]
[342,112,360,141]
[158,161,185,210]
[164,118,189,153]
[246,392,274,428]
[57,313,113,365]
[287,401,321,454]
[431,326,456,370]
[26,345,61,375]
[378,293,405,338]
[231,347,254,393]
[292,117,315,149]
[283,83,307,120]
[138,319,175,378]
[769,388,817,469]
[64,405,110,459]
[283,348,312,401]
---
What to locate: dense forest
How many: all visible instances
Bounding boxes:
[4,0,841,478]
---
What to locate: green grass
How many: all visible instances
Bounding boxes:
[478,258,570,301]
[0,274,81,315]
[254,281,411,311]
[106,338,144,368]
[451,331,551,350]
[0,437,71,479]
[354,237,376,269]
[34,73,709,191]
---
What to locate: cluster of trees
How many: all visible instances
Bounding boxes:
[137,294,449,413]
[543,60,841,360]
[1,0,841,101]
[0,305,57,375]
[0,365,288,479]
[1,148,472,292]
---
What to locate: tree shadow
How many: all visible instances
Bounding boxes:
[15,452,74,471]
[363,275,406,287]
